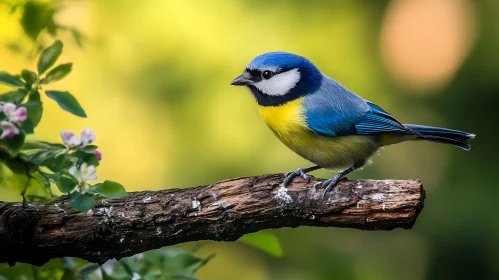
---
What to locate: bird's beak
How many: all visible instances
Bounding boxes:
[230,74,253,86]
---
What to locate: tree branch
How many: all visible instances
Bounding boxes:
[0,174,425,266]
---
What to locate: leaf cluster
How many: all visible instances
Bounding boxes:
[0,40,125,211]
[0,249,214,280]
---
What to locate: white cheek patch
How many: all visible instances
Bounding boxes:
[254,68,301,96]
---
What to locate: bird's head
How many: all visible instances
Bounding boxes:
[231,52,323,106]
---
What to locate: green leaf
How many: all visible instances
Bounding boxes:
[46,91,86,117]
[77,263,99,277]
[70,191,95,212]
[119,259,137,276]
[27,150,53,165]
[24,175,52,202]
[32,170,51,189]
[9,3,20,14]
[25,147,68,174]
[22,141,50,150]
[62,257,76,270]
[46,18,58,37]
[73,150,100,167]
[191,253,215,273]
[59,175,77,194]
[24,90,43,127]
[0,89,29,103]
[0,262,33,279]
[80,145,98,152]
[238,231,283,257]
[41,63,72,84]
[100,267,129,280]
[0,133,26,157]
[23,140,66,150]
[41,172,60,185]
[44,150,68,172]
[86,154,100,166]
[45,142,67,150]
[3,158,28,174]
[100,267,115,280]
[42,258,64,269]
[20,118,34,134]
[90,180,127,198]
[20,1,56,41]
[155,251,214,276]
[71,29,84,48]
[38,40,63,75]
[21,70,37,86]
[0,72,24,87]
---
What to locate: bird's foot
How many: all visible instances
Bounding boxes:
[314,176,348,196]
[283,168,311,186]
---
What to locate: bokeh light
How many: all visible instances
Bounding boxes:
[380,0,478,92]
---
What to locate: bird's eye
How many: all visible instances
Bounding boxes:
[262,70,273,80]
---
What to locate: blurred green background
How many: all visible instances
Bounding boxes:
[1,0,498,279]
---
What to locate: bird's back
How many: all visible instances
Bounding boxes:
[302,75,370,136]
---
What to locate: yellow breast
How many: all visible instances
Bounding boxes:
[259,98,307,139]
[258,98,379,170]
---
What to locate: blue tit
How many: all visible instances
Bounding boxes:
[231,52,475,194]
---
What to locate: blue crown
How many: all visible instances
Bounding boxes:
[247,52,309,70]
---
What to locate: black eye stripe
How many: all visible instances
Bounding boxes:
[244,68,292,83]
[246,68,261,78]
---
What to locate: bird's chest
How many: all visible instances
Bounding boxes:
[258,99,309,140]
[258,100,329,165]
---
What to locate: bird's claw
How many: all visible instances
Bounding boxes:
[313,182,324,189]
[314,176,348,197]
[283,168,311,186]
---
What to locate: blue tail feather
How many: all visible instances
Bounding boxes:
[404,124,475,151]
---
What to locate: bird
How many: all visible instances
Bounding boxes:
[230,52,475,194]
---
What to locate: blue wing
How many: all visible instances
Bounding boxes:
[303,76,411,137]
[350,102,409,135]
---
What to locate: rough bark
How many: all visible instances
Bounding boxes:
[0,174,425,266]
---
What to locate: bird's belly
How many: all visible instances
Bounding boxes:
[259,101,379,170]
[277,128,379,170]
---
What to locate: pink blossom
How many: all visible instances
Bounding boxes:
[0,121,20,139]
[60,128,97,148]
[60,130,80,147]
[2,102,27,124]
[9,107,27,124]
[80,128,96,147]
[1,103,16,115]
[91,149,102,161]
